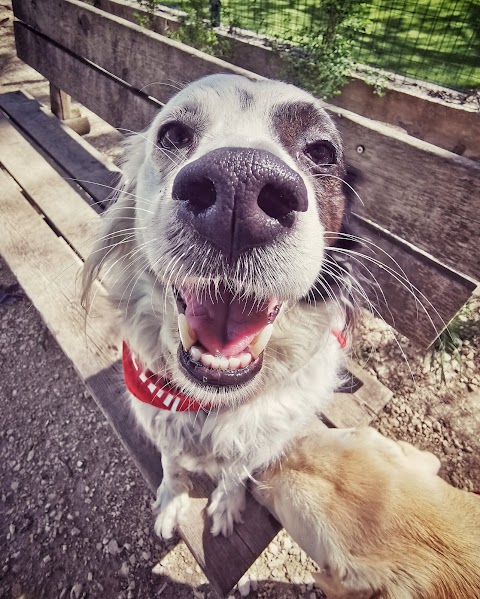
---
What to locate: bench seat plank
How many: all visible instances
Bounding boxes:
[0,90,120,209]
[0,112,100,261]
[323,360,392,428]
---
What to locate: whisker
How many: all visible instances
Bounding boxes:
[333,246,445,338]
[63,178,157,206]
[312,173,365,206]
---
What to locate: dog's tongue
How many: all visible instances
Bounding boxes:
[183,287,275,357]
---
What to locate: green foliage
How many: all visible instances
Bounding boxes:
[136,0,159,29]
[358,65,388,96]
[278,1,369,99]
[135,0,231,59]
[169,0,232,58]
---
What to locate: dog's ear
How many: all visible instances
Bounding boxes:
[82,133,147,309]
[81,189,136,309]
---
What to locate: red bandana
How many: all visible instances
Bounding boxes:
[122,342,211,412]
[331,329,347,349]
[123,329,347,413]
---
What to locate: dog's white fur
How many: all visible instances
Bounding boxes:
[255,424,480,599]
[84,74,349,538]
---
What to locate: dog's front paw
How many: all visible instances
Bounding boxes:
[207,483,246,537]
[153,481,190,540]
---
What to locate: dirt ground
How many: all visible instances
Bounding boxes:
[1,2,479,598]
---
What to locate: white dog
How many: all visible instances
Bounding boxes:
[83,74,354,539]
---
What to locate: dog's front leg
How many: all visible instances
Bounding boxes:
[153,454,192,539]
[207,475,247,537]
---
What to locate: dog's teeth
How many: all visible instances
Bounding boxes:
[218,357,229,370]
[210,356,221,369]
[201,353,214,368]
[239,353,252,368]
[197,351,253,370]
[190,346,202,362]
[249,324,273,359]
[229,357,241,370]
[178,314,196,351]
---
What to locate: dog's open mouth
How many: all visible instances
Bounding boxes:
[175,284,281,387]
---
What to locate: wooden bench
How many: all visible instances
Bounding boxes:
[1,0,478,596]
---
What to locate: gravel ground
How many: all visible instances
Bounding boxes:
[1,3,479,598]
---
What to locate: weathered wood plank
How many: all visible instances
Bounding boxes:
[93,0,285,85]
[12,0,257,106]
[14,22,160,132]
[325,361,393,428]
[0,170,119,379]
[85,362,165,490]
[48,83,91,134]
[13,0,480,280]
[351,215,476,347]
[179,478,280,598]
[50,83,73,120]
[330,108,480,281]
[0,90,120,208]
[0,165,279,598]
[0,112,101,261]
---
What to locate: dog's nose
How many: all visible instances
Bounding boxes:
[172,147,308,260]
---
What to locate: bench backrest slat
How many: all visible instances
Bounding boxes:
[331,108,480,282]
[12,0,257,104]
[14,21,160,132]
[351,215,476,343]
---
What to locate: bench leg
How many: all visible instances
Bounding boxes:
[49,83,90,135]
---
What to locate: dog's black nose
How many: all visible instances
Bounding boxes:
[172,147,308,260]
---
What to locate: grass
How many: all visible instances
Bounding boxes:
[157,0,480,91]
[356,0,480,90]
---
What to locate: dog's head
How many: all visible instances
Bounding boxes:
[84,75,352,406]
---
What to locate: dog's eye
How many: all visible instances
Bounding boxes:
[304,141,336,166]
[157,122,194,150]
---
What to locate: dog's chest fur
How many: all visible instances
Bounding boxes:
[130,326,343,481]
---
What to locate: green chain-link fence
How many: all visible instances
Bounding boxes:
[158,0,480,91]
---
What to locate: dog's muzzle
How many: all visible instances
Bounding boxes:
[172,147,308,262]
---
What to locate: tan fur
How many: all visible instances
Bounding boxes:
[254,424,480,599]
